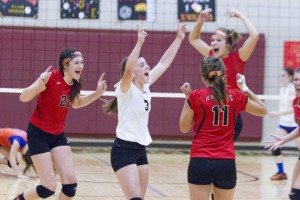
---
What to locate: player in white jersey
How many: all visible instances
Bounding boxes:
[269,67,300,180]
[103,24,188,200]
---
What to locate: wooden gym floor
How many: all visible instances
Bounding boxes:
[0,146,298,200]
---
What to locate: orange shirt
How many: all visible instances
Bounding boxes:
[0,128,27,148]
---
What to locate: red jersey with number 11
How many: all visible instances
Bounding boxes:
[30,70,72,135]
[188,88,247,159]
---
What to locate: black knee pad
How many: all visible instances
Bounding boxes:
[130,198,142,200]
[36,185,55,198]
[289,188,300,200]
[62,183,77,197]
[272,148,281,156]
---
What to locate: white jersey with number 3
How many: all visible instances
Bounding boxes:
[115,83,152,146]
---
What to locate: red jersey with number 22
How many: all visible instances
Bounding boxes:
[30,70,72,135]
[188,88,247,159]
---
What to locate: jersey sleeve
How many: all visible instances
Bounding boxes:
[188,90,197,110]
[8,136,27,148]
[235,90,248,112]
[115,82,133,98]
[45,70,56,88]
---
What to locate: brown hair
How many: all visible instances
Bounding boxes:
[22,150,35,174]
[59,48,85,102]
[102,57,129,115]
[201,56,227,107]
[217,27,241,52]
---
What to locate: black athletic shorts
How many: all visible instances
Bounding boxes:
[110,137,148,172]
[27,123,69,156]
[188,157,236,189]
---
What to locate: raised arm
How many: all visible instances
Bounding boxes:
[72,72,107,109]
[150,23,188,85]
[236,73,267,117]
[179,82,194,133]
[226,9,259,61]
[188,9,212,57]
[19,66,52,102]
[119,25,147,93]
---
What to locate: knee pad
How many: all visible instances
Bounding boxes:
[62,183,77,197]
[36,185,55,199]
[130,198,142,200]
[289,188,300,200]
[272,148,281,156]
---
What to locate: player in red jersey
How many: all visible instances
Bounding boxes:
[14,48,107,200]
[180,56,267,200]
[266,67,300,200]
[0,128,34,178]
[189,8,259,142]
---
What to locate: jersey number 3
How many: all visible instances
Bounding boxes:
[144,100,149,111]
[212,105,228,126]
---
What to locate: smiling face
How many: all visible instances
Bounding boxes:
[134,57,150,85]
[63,51,84,83]
[210,29,229,58]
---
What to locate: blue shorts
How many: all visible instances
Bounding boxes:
[278,125,297,133]
[110,137,148,172]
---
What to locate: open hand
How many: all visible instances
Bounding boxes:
[197,8,213,22]
[264,134,285,151]
[176,22,188,40]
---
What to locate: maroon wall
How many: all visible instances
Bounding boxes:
[0,27,265,141]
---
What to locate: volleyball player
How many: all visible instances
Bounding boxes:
[103,23,188,200]
[14,48,107,200]
[180,56,267,200]
[266,67,300,200]
[269,67,299,180]
[188,8,259,141]
[0,127,34,178]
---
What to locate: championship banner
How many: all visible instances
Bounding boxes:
[0,0,38,18]
[178,0,215,22]
[61,0,99,19]
[118,0,156,21]
[284,41,300,69]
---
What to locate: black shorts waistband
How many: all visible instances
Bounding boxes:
[114,137,145,149]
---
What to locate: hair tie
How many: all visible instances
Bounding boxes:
[208,71,222,78]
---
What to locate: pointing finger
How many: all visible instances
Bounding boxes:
[98,72,106,82]
[45,65,52,73]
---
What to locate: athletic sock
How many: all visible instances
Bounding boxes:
[277,162,284,174]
